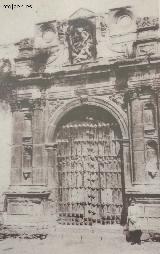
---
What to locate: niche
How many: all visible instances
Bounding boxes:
[145,141,158,180]
[144,103,156,132]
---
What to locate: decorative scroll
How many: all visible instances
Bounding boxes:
[68,19,96,64]
[56,110,123,225]
[136,17,159,30]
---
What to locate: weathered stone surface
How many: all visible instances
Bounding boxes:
[0,0,160,236]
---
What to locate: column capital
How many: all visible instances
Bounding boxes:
[9,88,47,112]
[124,85,156,103]
[10,98,46,112]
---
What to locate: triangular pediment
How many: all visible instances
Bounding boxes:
[69,8,95,19]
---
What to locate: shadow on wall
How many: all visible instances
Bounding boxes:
[0,101,11,212]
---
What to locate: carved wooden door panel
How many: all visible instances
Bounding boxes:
[56,113,123,225]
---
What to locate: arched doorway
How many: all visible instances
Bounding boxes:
[54,104,125,225]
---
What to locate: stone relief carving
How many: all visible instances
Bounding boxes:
[0,58,12,74]
[100,17,108,37]
[35,22,69,71]
[32,48,52,73]
[125,86,155,102]
[44,21,70,71]
[10,97,46,112]
[80,94,89,104]
[35,22,58,47]
[57,21,69,43]
[22,132,33,181]
[99,8,135,59]
[136,42,157,57]
[15,38,34,60]
[15,38,34,50]
[32,98,46,110]
[136,17,159,30]
[108,93,124,108]
[68,19,96,64]
[113,8,133,30]
[145,141,159,180]
[128,70,160,86]
[48,99,65,116]
[40,23,57,44]
[99,26,134,59]
[23,144,32,172]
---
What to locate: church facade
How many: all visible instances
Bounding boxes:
[2,2,160,232]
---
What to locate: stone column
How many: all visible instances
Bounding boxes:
[10,101,24,185]
[45,143,58,188]
[129,91,145,184]
[157,89,160,176]
[122,140,131,189]
[45,143,58,220]
[32,98,46,185]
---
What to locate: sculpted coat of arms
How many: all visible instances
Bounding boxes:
[68,20,96,64]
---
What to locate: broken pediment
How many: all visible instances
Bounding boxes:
[69,8,95,20]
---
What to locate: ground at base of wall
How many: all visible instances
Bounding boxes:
[0,230,159,254]
[0,224,160,241]
[0,224,160,242]
[0,224,49,239]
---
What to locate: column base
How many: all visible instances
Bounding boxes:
[126,193,160,233]
[3,186,57,227]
